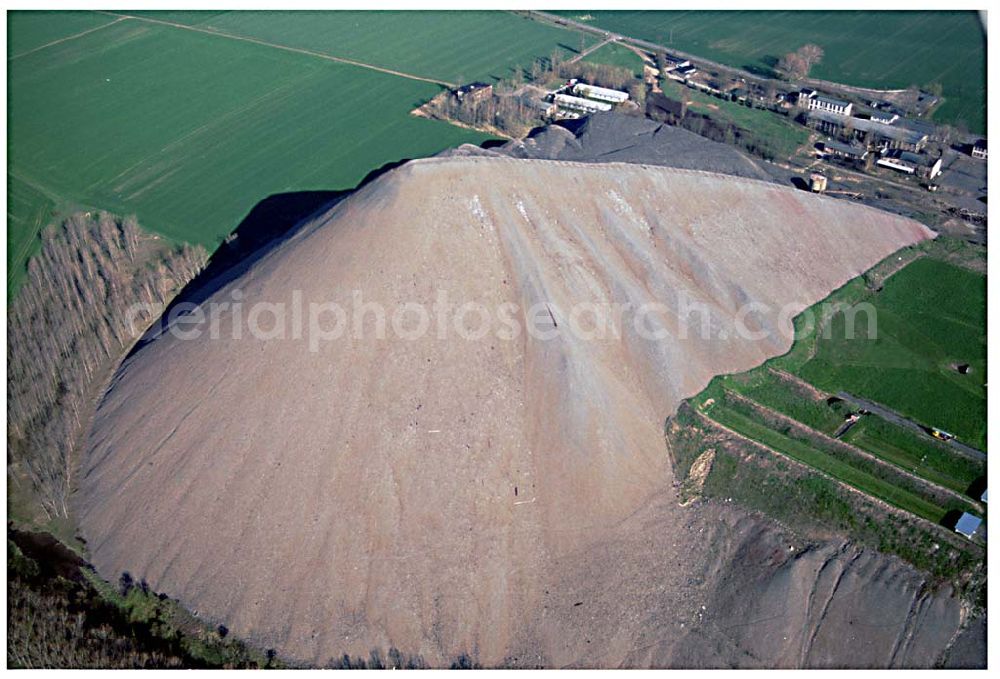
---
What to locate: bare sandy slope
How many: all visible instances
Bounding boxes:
[76,158,936,666]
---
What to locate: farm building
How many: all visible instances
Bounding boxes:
[824,139,868,162]
[971,138,987,159]
[954,512,982,539]
[553,93,612,113]
[808,111,928,152]
[453,82,494,104]
[876,150,943,179]
[805,92,854,116]
[572,83,629,104]
[521,96,557,118]
[796,88,817,106]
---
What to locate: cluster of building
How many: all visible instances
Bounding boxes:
[659,52,696,79]
[448,78,631,125]
[662,66,986,185]
[447,52,987,190]
[796,88,949,181]
[547,80,630,118]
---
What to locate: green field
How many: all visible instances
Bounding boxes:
[6,10,117,57]
[724,372,847,435]
[685,246,986,538]
[796,258,986,450]
[558,10,985,132]
[723,369,984,495]
[704,398,953,524]
[131,10,598,84]
[8,11,590,292]
[661,78,810,158]
[582,42,646,77]
[843,417,984,495]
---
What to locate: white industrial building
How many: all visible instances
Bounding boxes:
[553,93,613,113]
[572,83,630,104]
[804,91,854,116]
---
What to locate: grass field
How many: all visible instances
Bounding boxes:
[723,372,847,435]
[582,42,646,77]
[796,258,986,450]
[684,244,986,541]
[8,11,589,292]
[843,417,984,495]
[558,10,985,132]
[661,78,810,158]
[130,10,598,84]
[6,10,117,57]
[703,398,953,524]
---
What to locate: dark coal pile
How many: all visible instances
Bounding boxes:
[491,112,779,182]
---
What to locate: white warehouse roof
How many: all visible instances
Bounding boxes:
[572,83,629,104]
[553,93,613,113]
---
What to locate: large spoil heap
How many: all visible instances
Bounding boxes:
[77,157,942,667]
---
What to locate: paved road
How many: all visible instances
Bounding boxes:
[837,392,986,461]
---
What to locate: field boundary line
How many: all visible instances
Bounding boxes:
[8,17,127,61]
[99,11,455,88]
[691,407,980,554]
[724,389,979,511]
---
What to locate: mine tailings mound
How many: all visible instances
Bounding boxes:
[75,157,933,667]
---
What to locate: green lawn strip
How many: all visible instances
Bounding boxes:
[843,416,984,495]
[660,77,809,158]
[704,401,952,524]
[722,370,845,434]
[582,41,646,76]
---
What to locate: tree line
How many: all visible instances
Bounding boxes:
[7,212,207,522]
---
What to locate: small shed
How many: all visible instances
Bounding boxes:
[453,82,494,104]
[954,512,982,539]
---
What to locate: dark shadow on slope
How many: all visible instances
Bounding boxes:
[790,176,810,191]
[965,475,987,503]
[940,508,965,530]
[122,157,416,361]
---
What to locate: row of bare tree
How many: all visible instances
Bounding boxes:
[7,212,207,521]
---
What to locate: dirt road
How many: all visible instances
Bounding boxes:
[837,392,985,461]
[98,11,455,87]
